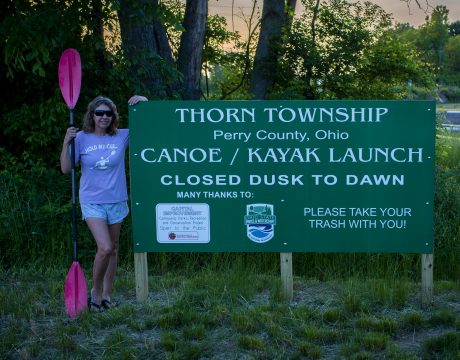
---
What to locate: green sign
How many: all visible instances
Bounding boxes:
[129,100,435,253]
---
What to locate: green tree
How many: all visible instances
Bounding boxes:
[271,0,431,100]
[0,0,116,172]
[441,35,460,85]
[0,0,236,172]
[448,20,460,36]
[415,5,450,76]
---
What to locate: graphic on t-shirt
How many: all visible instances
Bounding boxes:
[91,150,116,170]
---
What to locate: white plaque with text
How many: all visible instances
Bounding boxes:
[156,203,210,243]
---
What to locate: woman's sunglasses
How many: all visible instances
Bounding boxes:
[94,110,114,117]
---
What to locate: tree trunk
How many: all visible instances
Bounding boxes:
[118,0,172,97]
[249,0,287,100]
[152,0,174,64]
[177,0,207,99]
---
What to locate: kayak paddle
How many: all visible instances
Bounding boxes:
[59,48,87,318]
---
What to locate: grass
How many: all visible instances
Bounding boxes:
[436,102,460,112]
[1,266,459,359]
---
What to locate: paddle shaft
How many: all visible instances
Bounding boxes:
[70,109,78,261]
[60,49,87,318]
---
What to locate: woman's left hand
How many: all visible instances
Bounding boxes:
[128,95,148,106]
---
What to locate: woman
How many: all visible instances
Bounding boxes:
[60,95,147,312]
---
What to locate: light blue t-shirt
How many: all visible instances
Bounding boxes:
[74,129,129,204]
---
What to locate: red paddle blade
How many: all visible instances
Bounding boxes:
[64,261,88,318]
[58,49,81,109]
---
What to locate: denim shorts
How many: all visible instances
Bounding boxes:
[81,202,129,225]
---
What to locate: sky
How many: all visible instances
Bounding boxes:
[373,0,460,25]
[208,0,460,32]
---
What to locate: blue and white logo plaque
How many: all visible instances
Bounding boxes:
[244,204,276,243]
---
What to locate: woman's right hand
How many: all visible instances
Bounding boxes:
[128,95,148,106]
[64,127,78,145]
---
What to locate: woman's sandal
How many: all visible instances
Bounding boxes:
[101,299,117,309]
[87,296,104,313]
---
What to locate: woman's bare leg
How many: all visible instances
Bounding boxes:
[102,222,121,300]
[86,218,115,304]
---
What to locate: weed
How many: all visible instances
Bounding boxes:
[181,324,206,340]
[385,344,419,360]
[143,316,157,330]
[350,351,374,360]
[340,341,362,357]
[180,341,211,359]
[96,305,136,329]
[126,317,144,331]
[291,304,318,322]
[428,308,458,326]
[266,322,282,338]
[160,331,179,352]
[435,280,460,292]
[103,328,135,353]
[342,291,368,315]
[355,315,398,335]
[157,304,201,329]
[322,307,345,324]
[238,334,264,350]
[344,278,411,311]
[56,332,77,353]
[301,324,343,344]
[296,340,322,358]
[422,331,460,359]
[231,310,260,333]
[360,331,389,351]
[400,311,425,329]
[24,340,41,358]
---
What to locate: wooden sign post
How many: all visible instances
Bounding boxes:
[421,253,433,307]
[280,252,293,301]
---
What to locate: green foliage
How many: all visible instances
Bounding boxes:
[414,6,450,72]
[449,20,460,36]
[1,1,82,79]
[0,170,72,267]
[440,36,460,88]
[272,0,432,100]
[439,85,460,101]
[443,36,460,75]
[433,128,460,279]
[394,6,457,90]
[202,15,241,98]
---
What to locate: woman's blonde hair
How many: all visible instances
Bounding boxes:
[82,96,119,135]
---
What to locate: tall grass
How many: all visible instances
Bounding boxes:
[1,126,459,280]
[1,265,459,359]
[434,127,460,278]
